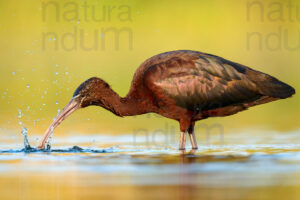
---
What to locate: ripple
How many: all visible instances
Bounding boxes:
[0,146,113,153]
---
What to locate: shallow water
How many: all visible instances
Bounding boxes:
[0,131,300,200]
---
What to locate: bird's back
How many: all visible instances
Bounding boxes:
[129,50,295,116]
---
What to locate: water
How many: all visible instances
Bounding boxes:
[45,126,53,151]
[21,126,31,150]
[0,131,300,200]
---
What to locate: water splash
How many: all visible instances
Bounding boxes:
[46,126,53,151]
[14,125,111,153]
[0,146,111,153]
[21,126,32,151]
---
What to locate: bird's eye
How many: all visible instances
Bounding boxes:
[80,94,84,98]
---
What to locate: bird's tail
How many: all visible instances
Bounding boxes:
[247,69,295,99]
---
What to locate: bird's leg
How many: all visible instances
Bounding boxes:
[179,132,186,150]
[179,118,191,150]
[189,132,198,149]
[188,123,198,149]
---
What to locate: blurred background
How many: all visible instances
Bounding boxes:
[0,0,299,136]
[1,1,300,200]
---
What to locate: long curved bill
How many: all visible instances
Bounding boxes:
[38,97,81,149]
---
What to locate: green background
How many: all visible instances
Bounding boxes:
[0,0,299,136]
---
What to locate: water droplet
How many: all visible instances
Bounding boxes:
[18,109,22,118]
[12,72,15,75]
[65,72,69,75]
[26,84,30,88]
[56,101,59,105]
[56,72,59,75]
[42,103,46,106]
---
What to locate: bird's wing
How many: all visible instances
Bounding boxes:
[148,55,262,111]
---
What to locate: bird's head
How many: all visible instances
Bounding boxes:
[72,77,111,108]
[38,77,110,149]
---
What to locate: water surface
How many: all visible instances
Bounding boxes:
[0,131,300,200]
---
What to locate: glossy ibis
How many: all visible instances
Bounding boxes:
[38,50,295,150]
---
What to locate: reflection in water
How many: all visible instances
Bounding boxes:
[0,131,300,200]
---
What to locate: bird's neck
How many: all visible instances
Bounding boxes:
[97,87,143,117]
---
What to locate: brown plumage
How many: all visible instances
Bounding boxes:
[38,50,295,150]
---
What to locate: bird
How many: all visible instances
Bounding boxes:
[38,50,295,150]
